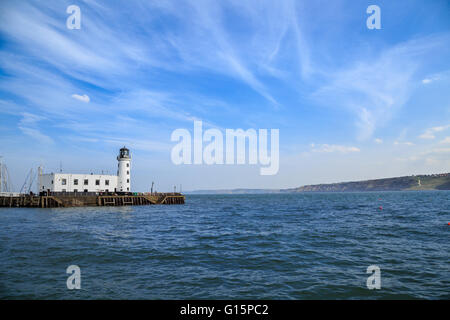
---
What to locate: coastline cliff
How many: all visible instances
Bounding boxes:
[188,173,450,194]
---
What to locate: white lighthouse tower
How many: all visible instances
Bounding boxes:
[117,146,131,192]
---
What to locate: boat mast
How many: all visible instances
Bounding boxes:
[0,156,2,193]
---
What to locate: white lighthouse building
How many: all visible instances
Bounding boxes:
[38,147,132,193]
[117,146,131,192]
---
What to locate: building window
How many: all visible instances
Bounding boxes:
[127,187,129,191]
[74,179,78,185]
[105,180,109,186]
[127,179,129,183]
[96,179,100,186]
[84,179,89,185]
[51,180,53,184]
[126,163,129,167]
[62,179,67,185]
[84,189,88,192]
[62,189,66,192]
[74,189,78,192]
[127,171,129,175]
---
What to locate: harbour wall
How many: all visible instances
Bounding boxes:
[0,192,185,208]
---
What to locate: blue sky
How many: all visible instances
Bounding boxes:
[0,0,449,191]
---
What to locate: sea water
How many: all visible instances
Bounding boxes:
[0,192,448,299]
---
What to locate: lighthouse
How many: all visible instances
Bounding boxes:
[37,147,135,193]
[117,146,131,192]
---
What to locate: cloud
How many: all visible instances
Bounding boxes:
[17,112,53,144]
[71,94,90,103]
[419,131,435,139]
[419,124,450,139]
[430,147,450,154]
[19,112,46,125]
[104,137,171,152]
[311,144,360,154]
[422,75,440,84]
[439,137,450,144]
[0,0,297,110]
[394,141,414,146]
[18,126,53,144]
[425,157,439,165]
[396,146,450,168]
[313,34,450,141]
[374,138,383,144]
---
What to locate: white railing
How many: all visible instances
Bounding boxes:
[0,192,21,197]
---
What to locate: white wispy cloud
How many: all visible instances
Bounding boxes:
[104,138,171,152]
[71,94,90,103]
[419,131,436,139]
[439,137,450,144]
[419,124,450,139]
[429,147,450,154]
[394,141,414,146]
[422,75,440,84]
[310,143,360,154]
[0,0,305,112]
[312,34,450,141]
[18,126,53,144]
[395,146,450,168]
[17,112,53,144]
[374,138,383,144]
[18,112,46,125]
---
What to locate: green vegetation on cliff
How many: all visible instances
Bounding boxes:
[188,173,450,194]
[290,173,450,192]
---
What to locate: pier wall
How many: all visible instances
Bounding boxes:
[0,193,184,208]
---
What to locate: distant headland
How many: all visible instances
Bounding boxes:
[188,173,450,194]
